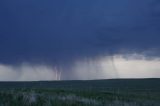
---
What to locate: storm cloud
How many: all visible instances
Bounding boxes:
[0,0,160,80]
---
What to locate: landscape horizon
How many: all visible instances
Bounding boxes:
[1,0,160,105]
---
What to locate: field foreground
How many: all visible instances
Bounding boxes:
[0,78,160,106]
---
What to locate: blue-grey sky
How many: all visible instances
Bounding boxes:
[0,0,160,80]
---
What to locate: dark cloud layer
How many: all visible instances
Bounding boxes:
[0,0,160,65]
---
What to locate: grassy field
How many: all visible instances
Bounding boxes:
[0,78,160,106]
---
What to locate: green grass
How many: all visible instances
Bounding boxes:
[0,79,160,106]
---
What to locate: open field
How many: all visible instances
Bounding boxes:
[0,78,160,106]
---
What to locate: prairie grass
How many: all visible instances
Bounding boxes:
[0,88,159,106]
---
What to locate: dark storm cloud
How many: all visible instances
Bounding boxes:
[0,0,160,65]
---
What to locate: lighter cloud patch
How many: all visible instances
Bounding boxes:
[0,63,58,81]
[0,65,18,81]
[71,57,119,80]
[72,54,160,80]
[0,54,160,81]
[113,54,160,78]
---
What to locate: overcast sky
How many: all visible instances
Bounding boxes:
[0,0,160,80]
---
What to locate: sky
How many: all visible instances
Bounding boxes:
[0,0,160,81]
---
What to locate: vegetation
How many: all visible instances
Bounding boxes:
[0,79,160,106]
